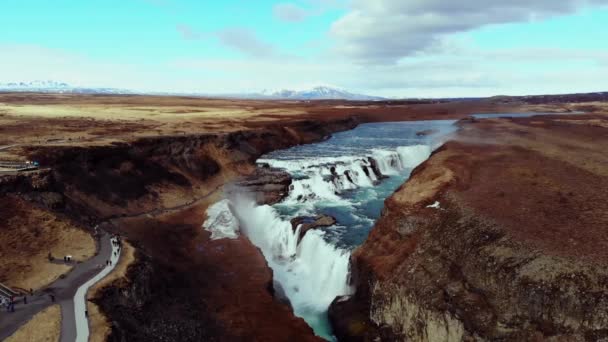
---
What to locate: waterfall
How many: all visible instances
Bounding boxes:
[259,144,432,204]
[202,138,440,340]
[229,196,353,313]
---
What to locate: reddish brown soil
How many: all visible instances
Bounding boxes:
[453,114,608,263]
[103,200,320,341]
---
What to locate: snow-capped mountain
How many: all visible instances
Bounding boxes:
[0,80,70,89]
[258,86,384,101]
[0,81,384,101]
[0,80,134,94]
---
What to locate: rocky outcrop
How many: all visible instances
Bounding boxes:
[235,166,292,205]
[290,214,337,241]
[331,115,608,341]
[415,129,439,136]
[95,251,223,342]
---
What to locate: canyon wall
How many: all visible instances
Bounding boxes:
[331,115,608,341]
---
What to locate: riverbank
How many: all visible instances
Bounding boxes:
[330,112,608,340]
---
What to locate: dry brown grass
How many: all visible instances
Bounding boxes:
[86,240,136,342]
[86,302,110,342]
[4,305,61,342]
[0,196,96,290]
[1,92,596,161]
[392,151,456,206]
[0,93,310,155]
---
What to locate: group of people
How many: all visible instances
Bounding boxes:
[1,289,34,313]
[111,234,122,248]
[3,298,16,313]
[103,235,122,267]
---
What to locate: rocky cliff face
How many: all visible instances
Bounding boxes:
[331,115,608,341]
[17,117,358,219]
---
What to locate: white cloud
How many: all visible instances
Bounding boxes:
[215,28,283,58]
[273,3,310,22]
[174,25,284,60]
[330,0,608,63]
[1,41,606,98]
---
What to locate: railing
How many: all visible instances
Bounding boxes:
[0,283,19,306]
[0,161,38,171]
[0,283,19,297]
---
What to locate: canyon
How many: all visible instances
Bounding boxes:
[0,93,607,341]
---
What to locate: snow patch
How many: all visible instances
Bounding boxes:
[203,199,240,240]
[426,201,441,209]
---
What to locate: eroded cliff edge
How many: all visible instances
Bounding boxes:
[330,114,608,341]
[1,117,358,341]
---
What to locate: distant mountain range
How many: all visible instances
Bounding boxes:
[0,80,134,95]
[0,81,383,100]
[254,86,384,101]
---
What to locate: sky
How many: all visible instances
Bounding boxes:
[0,0,607,97]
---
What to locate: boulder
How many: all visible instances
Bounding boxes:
[290,214,337,241]
[236,167,292,205]
[415,128,439,136]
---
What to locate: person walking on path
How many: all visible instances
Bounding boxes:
[23,296,26,305]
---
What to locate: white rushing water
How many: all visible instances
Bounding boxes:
[203,121,457,340]
[230,197,352,313]
[203,199,240,240]
[259,145,431,207]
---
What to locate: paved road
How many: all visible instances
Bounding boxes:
[72,236,120,342]
[0,230,115,341]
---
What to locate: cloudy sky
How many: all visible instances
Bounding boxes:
[1,0,607,97]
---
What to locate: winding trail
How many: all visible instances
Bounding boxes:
[0,144,19,151]
[71,236,120,342]
[58,233,119,342]
[0,231,116,341]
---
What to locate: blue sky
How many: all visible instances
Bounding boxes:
[1,0,607,97]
